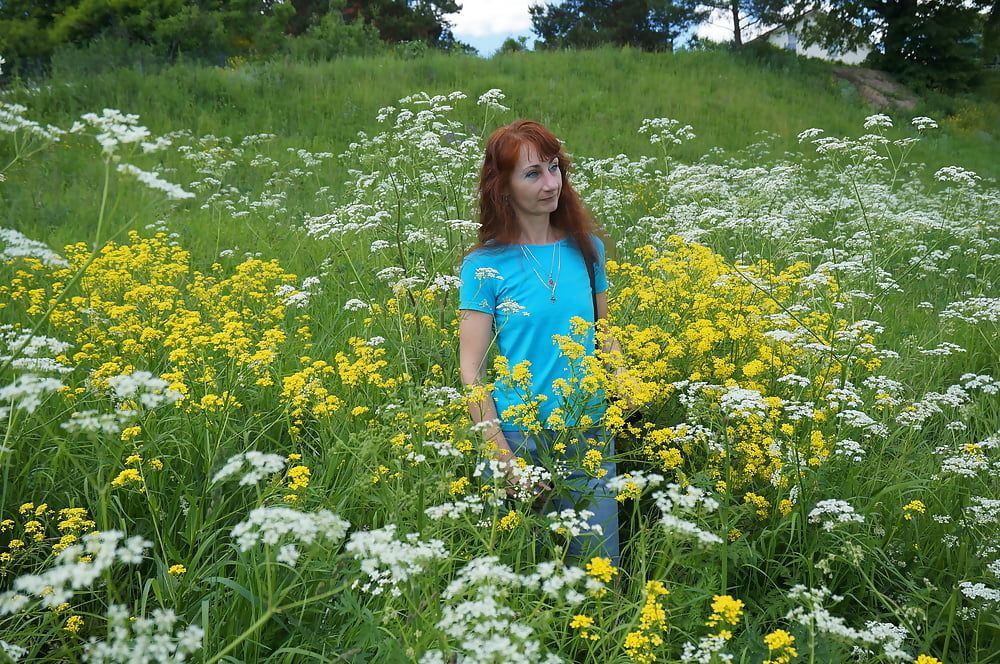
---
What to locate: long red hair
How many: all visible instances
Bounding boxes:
[469,120,600,269]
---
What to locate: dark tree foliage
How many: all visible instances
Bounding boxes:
[342,0,460,46]
[793,0,986,91]
[698,0,791,46]
[0,0,461,74]
[530,0,706,52]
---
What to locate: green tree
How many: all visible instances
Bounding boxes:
[697,0,791,46]
[793,1,984,91]
[343,0,461,47]
[530,0,706,51]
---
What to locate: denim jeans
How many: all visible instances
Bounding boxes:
[502,428,620,567]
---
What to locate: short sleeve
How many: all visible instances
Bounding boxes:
[593,236,608,294]
[459,253,498,314]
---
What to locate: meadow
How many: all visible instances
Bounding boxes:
[0,48,998,663]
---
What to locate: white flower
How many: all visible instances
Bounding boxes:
[117,163,195,200]
[0,374,64,414]
[231,507,349,560]
[496,298,529,317]
[82,604,204,664]
[477,88,510,112]
[0,227,70,267]
[863,114,893,130]
[808,499,865,531]
[345,524,448,597]
[106,371,183,409]
[343,298,370,311]
[211,451,287,485]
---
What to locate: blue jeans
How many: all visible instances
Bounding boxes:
[502,428,620,567]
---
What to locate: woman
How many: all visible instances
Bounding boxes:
[458,120,619,566]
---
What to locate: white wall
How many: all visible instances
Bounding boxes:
[764,20,870,66]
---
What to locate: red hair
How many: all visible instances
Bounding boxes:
[469,120,600,269]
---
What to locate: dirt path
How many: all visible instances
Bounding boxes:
[832,67,919,110]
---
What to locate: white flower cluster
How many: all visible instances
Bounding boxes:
[497,297,530,317]
[106,371,184,409]
[958,581,1000,604]
[718,386,769,420]
[545,508,602,538]
[639,117,696,146]
[83,604,204,663]
[0,531,151,614]
[965,497,1000,526]
[934,165,981,187]
[62,409,126,436]
[212,451,287,485]
[116,163,194,201]
[837,409,889,438]
[786,586,912,659]
[606,470,665,498]
[345,524,448,597]
[0,227,69,267]
[833,438,866,463]
[477,88,510,112]
[0,373,64,415]
[71,108,154,156]
[680,635,732,664]
[0,640,27,662]
[654,484,723,545]
[343,298,370,311]
[422,556,593,663]
[0,101,66,143]
[808,499,865,531]
[231,507,349,568]
[425,494,489,521]
[0,326,73,374]
[940,297,999,324]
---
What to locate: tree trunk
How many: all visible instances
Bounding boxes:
[731,0,742,45]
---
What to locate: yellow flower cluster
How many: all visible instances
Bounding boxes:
[763,629,798,664]
[1,505,97,570]
[624,580,669,663]
[3,232,302,409]
[596,237,875,507]
[498,510,522,532]
[705,594,745,640]
[569,613,600,641]
[585,556,619,584]
[903,499,926,520]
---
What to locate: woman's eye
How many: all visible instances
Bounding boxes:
[525,171,538,178]
[549,163,560,172]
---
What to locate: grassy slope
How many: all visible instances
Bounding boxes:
[4,47,998,258]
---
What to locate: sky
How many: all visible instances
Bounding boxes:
[445,1,739,56]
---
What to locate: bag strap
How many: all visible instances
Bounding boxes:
[586,257,597,322]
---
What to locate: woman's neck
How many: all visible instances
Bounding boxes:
[518,218,556,245]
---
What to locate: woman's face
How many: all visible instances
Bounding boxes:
[507,143,561,223]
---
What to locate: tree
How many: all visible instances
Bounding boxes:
[697,0,792,46]
[530,0,706,52]
[342,0,461,47]
[793,1,984,91]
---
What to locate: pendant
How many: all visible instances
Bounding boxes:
[550,294,556,303]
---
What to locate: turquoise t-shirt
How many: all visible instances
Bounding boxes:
[459,235,608,432]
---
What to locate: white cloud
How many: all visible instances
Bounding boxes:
[446,0,537,39]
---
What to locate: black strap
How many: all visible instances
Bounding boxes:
[586,257,597,322]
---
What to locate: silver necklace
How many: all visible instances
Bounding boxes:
[520,241,561,303]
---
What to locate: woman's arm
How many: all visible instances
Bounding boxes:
[458,309,515,466]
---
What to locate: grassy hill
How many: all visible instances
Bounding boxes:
[8,45,1000,178]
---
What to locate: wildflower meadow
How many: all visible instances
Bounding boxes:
[1,57,998,663]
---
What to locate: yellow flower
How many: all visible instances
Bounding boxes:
[706,594,744,636]
[125,454,143,465]
[498,510,522,531]
[19,503,34,515]
[763,629,798,664]
[449,477,470,496]
[8,539,25,549]
[111,468,144,489]
[168,564,187,576]
[585,556,619,584]
[120,426,142,441]
[149,458,164,471]
[903,499,926,520]
[915,656,942,664]
[286,465,311,490]
[64,614,84,633]
[570,614,600,641]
